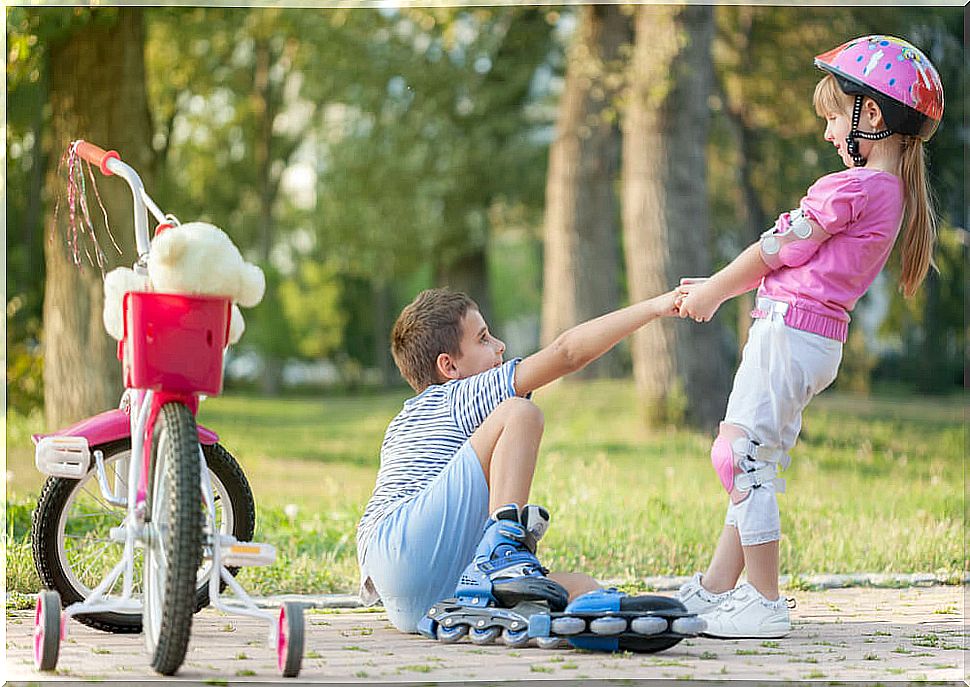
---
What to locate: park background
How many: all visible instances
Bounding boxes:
[5,4,965,599]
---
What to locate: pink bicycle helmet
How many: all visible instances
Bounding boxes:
[815,35,944,164]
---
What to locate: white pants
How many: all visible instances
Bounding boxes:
[721,307,842,546]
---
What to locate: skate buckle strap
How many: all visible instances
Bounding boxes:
[496,520,527,541]
[480,552,540,576]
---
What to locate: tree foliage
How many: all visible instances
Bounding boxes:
[6,6,965,414]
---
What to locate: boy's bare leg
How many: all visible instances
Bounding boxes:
[470,398,601,602]
[469,397,544,513]
[549,571,601,601]
[702,525,745,593]
[742,540,780,600]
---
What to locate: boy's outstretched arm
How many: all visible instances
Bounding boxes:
[678,242,770,322]
[514,290,678,396]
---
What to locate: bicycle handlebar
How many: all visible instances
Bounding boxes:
[73,140,121,176]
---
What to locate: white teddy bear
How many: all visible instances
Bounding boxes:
[102,222,265,345]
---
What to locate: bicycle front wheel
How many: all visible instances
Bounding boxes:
[143,402,203,675]
[31,440,255,634]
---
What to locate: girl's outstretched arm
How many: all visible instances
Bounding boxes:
[678,242,770,322]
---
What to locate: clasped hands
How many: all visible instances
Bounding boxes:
[673,277,722,323]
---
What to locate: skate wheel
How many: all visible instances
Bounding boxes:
[436,622,469,644]
[671,615,707,636]
[277,602,305,678]
[589,616,628,635]
[536,636,566,650]
[34,591,61,671]
[502,627,530,648]
[551,616,586,635]
[469,626,501,645]
[631,616,668,635]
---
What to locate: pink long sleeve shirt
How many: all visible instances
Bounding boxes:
[755,168,905,342]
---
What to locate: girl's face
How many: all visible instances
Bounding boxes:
[823,109,855,168]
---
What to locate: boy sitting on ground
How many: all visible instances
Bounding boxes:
[356,287,679,632]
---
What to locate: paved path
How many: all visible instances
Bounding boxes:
[5,586,965,683]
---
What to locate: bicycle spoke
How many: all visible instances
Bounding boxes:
[64,533,114,544]
[67,510,119,520]
[70,541,117,583]
[79,484,119,514]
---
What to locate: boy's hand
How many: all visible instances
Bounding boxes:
[677,280,722,322]
[658,288,682,317]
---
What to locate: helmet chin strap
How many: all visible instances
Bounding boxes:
[847,95,894,166]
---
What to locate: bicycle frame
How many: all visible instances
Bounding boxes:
[51,141,278,640]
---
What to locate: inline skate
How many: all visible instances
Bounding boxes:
[528,587,707,653]
[417,504,568,648]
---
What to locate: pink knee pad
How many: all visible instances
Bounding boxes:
[711,422,756,505]
[711,422,787,505]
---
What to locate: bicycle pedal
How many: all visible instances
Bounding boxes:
[35,436,90,478]
[221,542,276,567]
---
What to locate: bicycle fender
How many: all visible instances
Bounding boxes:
[31,408,220,447]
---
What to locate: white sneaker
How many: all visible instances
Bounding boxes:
[700,582,791,638]
[677,572,734,615]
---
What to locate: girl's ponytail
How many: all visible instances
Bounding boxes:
[898,136,937,298]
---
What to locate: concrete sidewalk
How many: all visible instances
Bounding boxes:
[5,585,965,682]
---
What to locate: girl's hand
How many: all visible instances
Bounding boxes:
[677,281,722,322]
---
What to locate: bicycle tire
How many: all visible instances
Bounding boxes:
[143,402,203,675]
[31,440,255,634]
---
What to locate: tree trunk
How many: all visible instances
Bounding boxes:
[716,6,764,358]
[621,5,731,431]
[371,278,396,387]
[435,248,491,321]
[541,5,630,379]
[252,33,285,395]
[43,9,154,429]
[25,78,48,283]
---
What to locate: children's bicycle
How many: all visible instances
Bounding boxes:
[31,140,305,677]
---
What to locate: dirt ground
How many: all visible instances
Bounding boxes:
[4,585,965,683]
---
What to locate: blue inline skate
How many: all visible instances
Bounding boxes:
[417,504,569,648]
[528,588,707,653]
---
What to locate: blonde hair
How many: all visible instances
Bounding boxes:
[897,135,937,297]
[813,73,853,117]
[813,74,937,298]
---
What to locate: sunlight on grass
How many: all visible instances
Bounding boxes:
[6,381,964,595]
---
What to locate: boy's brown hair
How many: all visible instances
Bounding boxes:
[391,288,478,392]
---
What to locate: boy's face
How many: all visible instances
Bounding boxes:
[448,308,506,379]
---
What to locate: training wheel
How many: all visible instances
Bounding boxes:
[277,602,305,678]
[34,590,61,672]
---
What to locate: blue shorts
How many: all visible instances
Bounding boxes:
[359,440,490,633]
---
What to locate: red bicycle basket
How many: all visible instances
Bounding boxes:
[121,291,231,395]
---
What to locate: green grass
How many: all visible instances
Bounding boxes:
[5,381,964,596]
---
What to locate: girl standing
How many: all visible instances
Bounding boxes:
[675,35,944,638]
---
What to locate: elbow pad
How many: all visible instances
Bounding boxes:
[759,209,829,270]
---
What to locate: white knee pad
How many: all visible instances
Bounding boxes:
[711,422,789,504]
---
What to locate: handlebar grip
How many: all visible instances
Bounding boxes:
[73,140,121,176]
